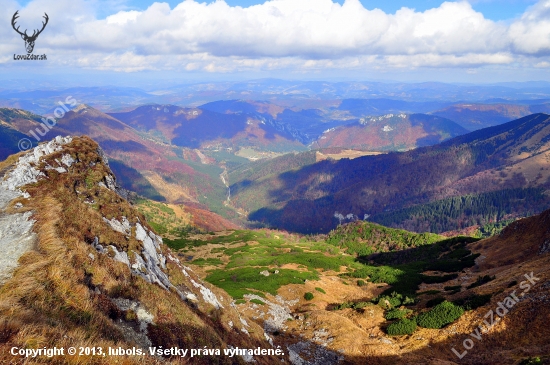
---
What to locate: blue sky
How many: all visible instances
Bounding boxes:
[4,0,550,84]
[14,0,539,21]
[107,0,538,21]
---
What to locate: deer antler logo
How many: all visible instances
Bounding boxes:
[12,11,49,54]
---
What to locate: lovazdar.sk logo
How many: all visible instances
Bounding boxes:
[12,10,48,60]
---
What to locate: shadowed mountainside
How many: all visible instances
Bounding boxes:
[233,113,550,233]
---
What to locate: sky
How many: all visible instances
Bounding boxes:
[2,0,550,85]
[123,0,538,21]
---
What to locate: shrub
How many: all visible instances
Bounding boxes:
[376,296,399,309]
[454,294,492,310]
[418,290,440,295]
[386,318,417,336]
[315,287,326,294]
[332,301,372,311]
[417,301,464,329]
[304,292,314,301]
[519,357,542,365]
[250,299,265,305]
[385,308,412,320]
[426,296,446,308]
[374,291,415,309]
[467,275,495,289]
[421,273,459,284]
[444,285,461,292]
[353,301,371,310]
[357,280,366,287]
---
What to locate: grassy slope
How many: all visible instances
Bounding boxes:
[0,136,274,364]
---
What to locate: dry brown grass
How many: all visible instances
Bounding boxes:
[0,136,276,364]
[0,151,24,174]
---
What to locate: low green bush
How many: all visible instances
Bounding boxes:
[304,292,314,301]
[467,275,495,289]
[444,285,461,292]
[385,308,412,320]
[421,273,459,284]
[315,287,326,294]
[357,280,366,287]
[386,317,417,336]
[519,357,542,365]
[250,299,265,305]
[417,301,464,329]
[426,296,446,308]
[353,301,371,309]
[454,294,492,310]
[418,290,440,295]
[374,292,415,309]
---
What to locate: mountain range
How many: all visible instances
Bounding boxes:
[1,136,549,364]
[234,113,550,233]
[2,78,550,364]
[2,99,550,236]
[4,79,550,114]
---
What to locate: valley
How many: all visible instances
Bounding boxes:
[6,0,550,359]
[2,80,550,364]
[3,90,550,236]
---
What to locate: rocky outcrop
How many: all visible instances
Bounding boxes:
[1,136,74,196]
[0,135,278,365]
[0,136,74,284]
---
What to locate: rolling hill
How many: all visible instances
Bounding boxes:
[1,135,549,364]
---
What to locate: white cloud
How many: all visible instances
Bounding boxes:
[509,0,550,55]
[3,0,550,73]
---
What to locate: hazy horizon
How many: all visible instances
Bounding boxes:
[3,0,550,85]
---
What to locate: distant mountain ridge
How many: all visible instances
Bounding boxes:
[232,113,550,233]
[315,113,468,151]
[432,103,547,131]
[109,104,307,151]
[3,80,550,115]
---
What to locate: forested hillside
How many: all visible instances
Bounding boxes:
[370,187,550,233]
[236,113,550,233]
